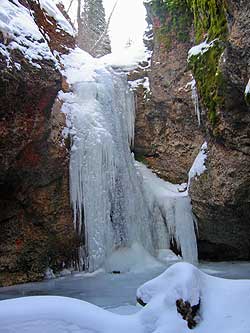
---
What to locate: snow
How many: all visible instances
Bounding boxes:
[1,262,250,333]
[0,0,57,67]
[102,45,150,71]
[188,142,207,188]
[128,77,149,91]
[188,39,218,60]
[137,262,250,333]
[245,78,250,96]
[104,242,163,273]
[39,0,76,36]
[0,296,143,333]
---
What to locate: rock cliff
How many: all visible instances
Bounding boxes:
[135,0,250,260]
[0,0,77,286]
[134,1,204,184]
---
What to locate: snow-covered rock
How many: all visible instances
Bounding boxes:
[39,0,75,36]
[0,0,56,67]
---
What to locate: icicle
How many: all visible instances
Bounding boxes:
[191,79,201,126]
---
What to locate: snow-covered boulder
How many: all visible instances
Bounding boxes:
[137,262,250,332]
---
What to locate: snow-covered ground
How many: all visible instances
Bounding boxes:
[1,262,250,332]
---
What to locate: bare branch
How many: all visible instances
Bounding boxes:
[67,0,75,13]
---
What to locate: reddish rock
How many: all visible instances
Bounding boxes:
[0,0,77,286]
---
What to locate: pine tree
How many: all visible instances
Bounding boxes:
[77,0,111,58]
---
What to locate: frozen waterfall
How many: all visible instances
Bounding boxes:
[61,48,198,271]
[136,162,198,263]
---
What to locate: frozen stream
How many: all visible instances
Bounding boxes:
[1,261,250,314]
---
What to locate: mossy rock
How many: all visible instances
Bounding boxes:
[152,0,192,48]
[188,40,226,127]
[186,0,228,43]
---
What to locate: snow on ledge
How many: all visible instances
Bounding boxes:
[188,142,207,189]
[188,39,218,60]
[39,0,76,37]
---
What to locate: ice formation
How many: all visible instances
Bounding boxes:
[191,79,201,126]
[61,49,155,271]
[136,162,198,264]
[61,48,198,271]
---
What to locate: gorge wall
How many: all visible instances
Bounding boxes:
[1,0,250,287]
[134,0,250,260]
[0,0,77,286]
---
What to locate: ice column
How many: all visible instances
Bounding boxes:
[68,66,154,271]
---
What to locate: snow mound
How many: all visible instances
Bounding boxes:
[102,45,151,72]
[0,295,142,333]
[104,242,163,273]
[137,262,201,306]
[1,263,250,333]
[137,262,250,333]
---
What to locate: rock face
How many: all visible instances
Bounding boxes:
[134,2,203,184]
[135,0,250,260]
[0,0,77,286]
[189,0,250,260]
